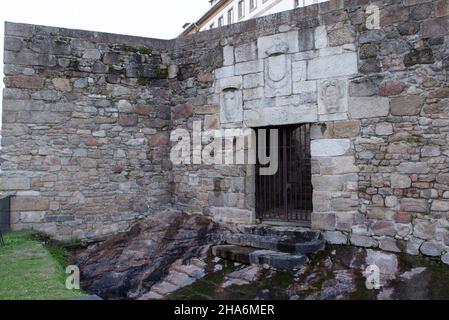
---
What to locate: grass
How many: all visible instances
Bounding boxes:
[0,231,85,300]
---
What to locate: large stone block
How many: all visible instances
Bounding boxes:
[378,237,401,253]
[318,156,358,175]
[244,105,317,127]
[298,28,315,52]
[375,123,393,136]
[4,36,24,51]
[311,139,351,157]
[172,103,194,120]
[19,211,46,223]
[328,26,355,47]
[390,95,424,116]
[243,73,264,89]
[350,235,378,248]
[211,207,255,224]
[214,66,235,79]
[391,174,412,189]
[331,120,361,138]
[223,45,235,66]
[11,196,49,212]
[331,198,358,211]
[292,80,317,95]
[4,51,57,67]
[413,220,435,240]
[436,0,449,17]
[307,52,357,80]
[5,22,34,37]
[372,221,396,237]
[0,176,31,190]
[397,162,430,174]
[119,114,138,127]
[406,237,424,256]
[52,78,72,92]
[314,26,328,49]
[312,174,358,192]
[348,97,390,119]
[324,231,348,245]
[313,192,331,212]
[431,200,449,212]
[400,198,429,213]
[235,60,263,76]
[420,241,444,257]
[4,75,44,89]
[421,17,449,38]
[235,42,257,63]
[367,207,395,220]
[83,49,101,60]
[312,213,336,231]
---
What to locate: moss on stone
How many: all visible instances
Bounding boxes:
[406,136,421,144]
[54,37,71,45]
[120,44,138,53]
[137,77,149,86]
[138,47,153,55]
[155,67,169,79]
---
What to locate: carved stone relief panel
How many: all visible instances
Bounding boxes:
[257,31,299,59]
[264,39,292,98]
[220,88,243,124]
[215,76,243,125]
[318,79,348,121]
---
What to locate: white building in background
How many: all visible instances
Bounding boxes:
[181,0,329,36]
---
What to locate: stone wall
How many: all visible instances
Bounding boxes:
[170,0,449,264]
[1,23,175,240]
[2,0,449,263]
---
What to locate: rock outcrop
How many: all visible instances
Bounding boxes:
[74,210,223,300]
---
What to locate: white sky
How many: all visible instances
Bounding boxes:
[0,0,212,126]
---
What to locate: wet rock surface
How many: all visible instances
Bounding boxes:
[74,212,449,300]
[169,246,449,300]
[73,210,224,300]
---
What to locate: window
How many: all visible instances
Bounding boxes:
[218,16,224,27]
[238,0,245,19]
[227,8,234,24]
[250,0,257,11]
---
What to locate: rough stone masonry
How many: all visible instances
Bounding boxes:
[1,0,449,265]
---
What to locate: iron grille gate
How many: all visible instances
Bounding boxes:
[256,124,313,224]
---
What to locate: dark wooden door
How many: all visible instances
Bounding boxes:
[256,124,313,224]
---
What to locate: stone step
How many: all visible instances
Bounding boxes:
[225,233,325,255]
[236,224,321,242]
[212,245,308,271]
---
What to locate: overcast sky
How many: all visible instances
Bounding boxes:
[0,0,212,123]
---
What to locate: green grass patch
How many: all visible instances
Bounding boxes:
[0,231,85,300]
